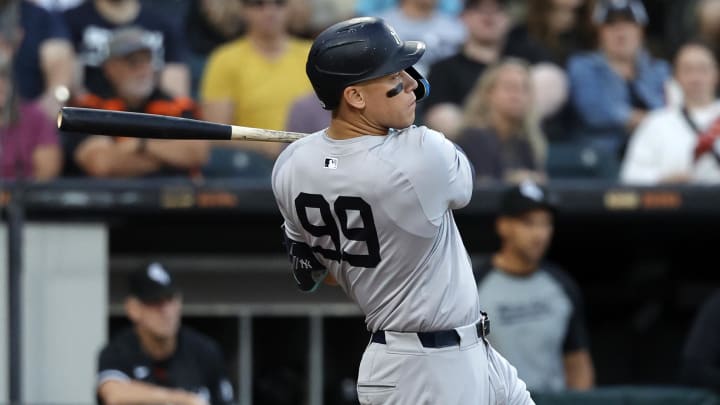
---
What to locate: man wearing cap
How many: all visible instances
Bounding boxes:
[567,0,670,165]
[96,262,234,405]
[422,0,512,137]
[63,26,208,178]
[474,181,595,393]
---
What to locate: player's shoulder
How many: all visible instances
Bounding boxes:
[178,326,223,358]
[539,261,582,297]
[273,131,325,173]
[387,125,445,149]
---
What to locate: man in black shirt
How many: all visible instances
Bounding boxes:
[96,262,234,405]
[421,0,511,135]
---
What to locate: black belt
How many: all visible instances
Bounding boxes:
[371,312,490,348]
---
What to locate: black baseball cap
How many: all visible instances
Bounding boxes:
[128,262,179,303]
[498,180,557,217]
[593,0,648,26]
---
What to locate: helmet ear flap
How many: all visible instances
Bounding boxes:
[405,66,430,102]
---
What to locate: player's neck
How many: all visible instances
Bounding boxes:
[95,0,140,25]
[135,327,177,360]
[326,113,389,139]
[493,251,537,276]
[247,31,288,59]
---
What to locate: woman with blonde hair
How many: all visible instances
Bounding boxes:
[456,58,547,183]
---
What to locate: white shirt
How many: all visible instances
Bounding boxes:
[31,0,83,11]
[620,102,720,185]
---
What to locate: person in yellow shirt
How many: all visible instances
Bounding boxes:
[201,0,312,159]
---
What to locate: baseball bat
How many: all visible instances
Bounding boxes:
[57,107,307,142]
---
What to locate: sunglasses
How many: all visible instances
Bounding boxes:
[244,0,287,7]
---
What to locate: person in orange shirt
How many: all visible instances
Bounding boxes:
[64,27,208,178]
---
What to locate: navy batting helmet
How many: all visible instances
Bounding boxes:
[306,17,430,110]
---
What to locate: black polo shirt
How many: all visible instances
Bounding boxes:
[97,326,234,405]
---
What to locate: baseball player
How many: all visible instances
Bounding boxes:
[271,17,534,404]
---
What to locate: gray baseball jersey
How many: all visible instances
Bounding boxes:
[475,262,589,392]
[272,126,480,332]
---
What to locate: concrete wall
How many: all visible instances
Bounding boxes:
[0,223,107,404]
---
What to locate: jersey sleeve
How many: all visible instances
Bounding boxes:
[271,144,304,242]
[96,344,133,388]
[405,127,475,222]
[203,341,235,405]
[546,265,591,353]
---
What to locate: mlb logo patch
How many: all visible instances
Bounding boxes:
[324,157,338,169]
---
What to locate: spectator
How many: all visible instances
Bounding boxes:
[621,42,720,184]
[505,0,592,66]
[680,289,720,395]
[355,0,462,16]
[0,54,61,180]
[63,0,190,98]
[32,0,83,12]
[377,0,467,76]
[1,0,76,120]
[304,0,356,37]
[97,262,234,405]
[694,0,720,64]
[184,0,245,97]
[455,59,547,184]
[422,0,512,136]
[200,0,312,159]
[475,180,595,392]
[567,0,670,161]
[285,92,331,134]
[65,27,208,178]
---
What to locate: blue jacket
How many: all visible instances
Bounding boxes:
[567,50,670,139]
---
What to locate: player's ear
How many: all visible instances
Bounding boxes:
[496,217,510,240]
[343,85,366,110]
[125,297,142,322]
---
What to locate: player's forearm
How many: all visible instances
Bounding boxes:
[145,140,210,169]
[99,380,203,405]
[563,350,595,390]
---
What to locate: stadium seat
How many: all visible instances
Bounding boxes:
[201,147,275,178]
[546,138,620,179]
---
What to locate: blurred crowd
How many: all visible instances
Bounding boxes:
[3,0,720,184]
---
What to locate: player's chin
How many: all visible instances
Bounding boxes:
[393,111,416,129]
